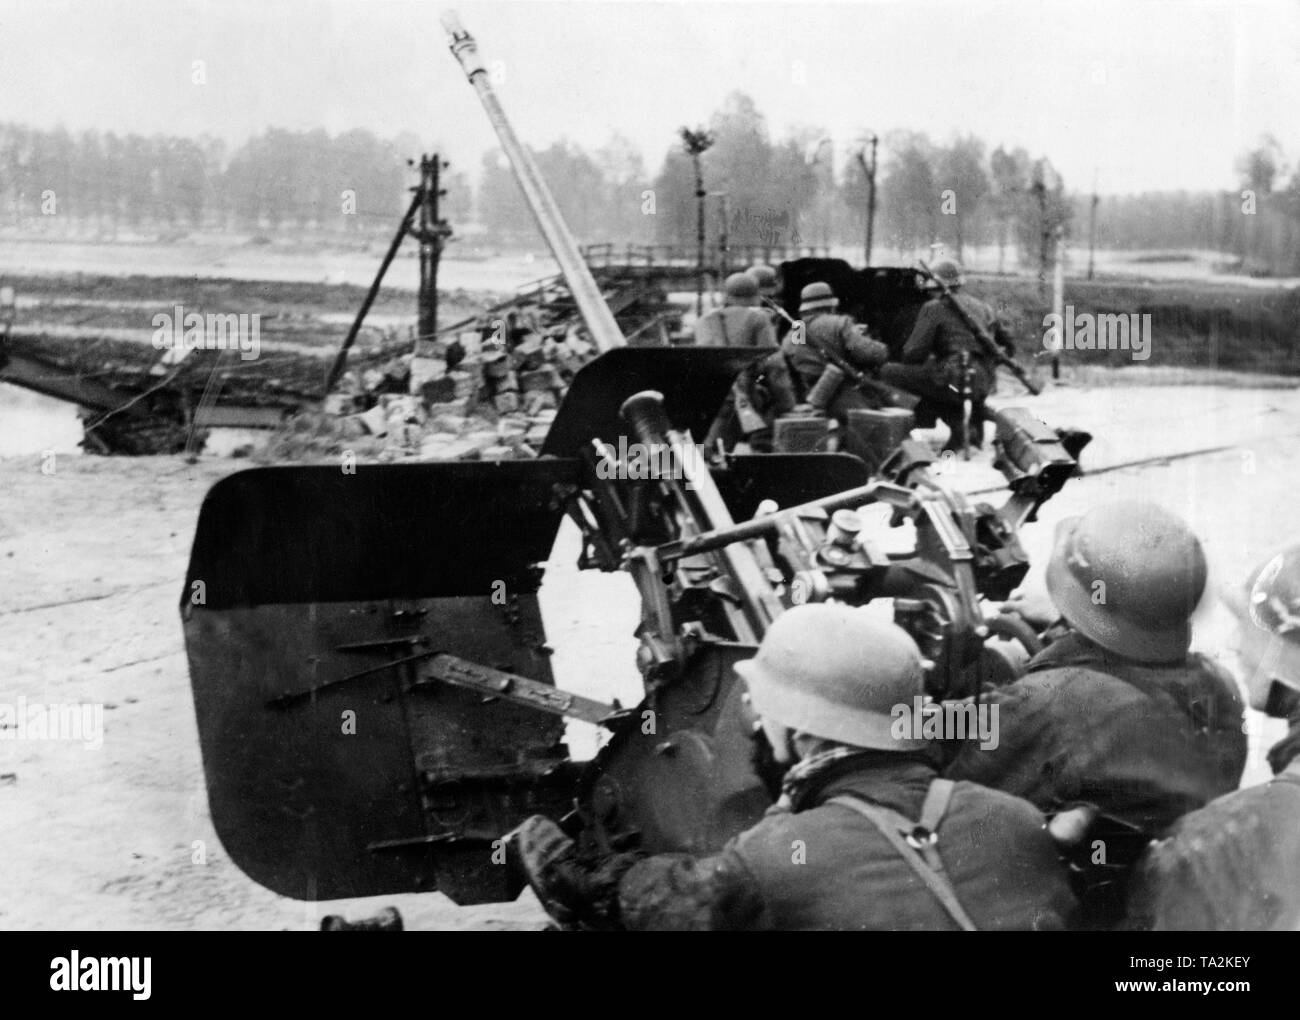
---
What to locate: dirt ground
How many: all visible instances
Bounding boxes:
[1,375,1296,930]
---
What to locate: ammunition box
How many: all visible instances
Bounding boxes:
[846,407,915,475]
[773,415,831,453]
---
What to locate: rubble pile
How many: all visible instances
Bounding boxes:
[291,310,600,463]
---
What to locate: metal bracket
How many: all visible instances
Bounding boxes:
[418,653,620,727]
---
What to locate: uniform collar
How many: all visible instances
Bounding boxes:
[1028,629,1185,671]
[780,747,938,813]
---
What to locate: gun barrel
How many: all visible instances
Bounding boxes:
[660,479,915,561]
[620,391,785,639]
[442,13,625,353]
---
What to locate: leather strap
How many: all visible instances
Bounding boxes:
[830,782,979,931]
[919,777,954,829]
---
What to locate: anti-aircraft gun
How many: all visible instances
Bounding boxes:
[180,14,1085,911]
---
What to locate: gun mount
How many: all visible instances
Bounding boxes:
[179,14,1087,910]
[182,348,1080,901]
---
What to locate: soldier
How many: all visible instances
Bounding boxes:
[1125,543,1300,930]
[511,604,1078,931]
[880,259,1015,452]
[746,263,785,333]
[781,281,890,458]
[945,501,1247,927]
[693,272,776,349]
[696,272,778,453]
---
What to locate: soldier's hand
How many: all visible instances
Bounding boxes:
[1001,586,1059,630]
[508,816,639,930]
[1047,804,1099,848]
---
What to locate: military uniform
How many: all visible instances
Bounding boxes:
[745,265,785,336]
[1124,536,1300,931]
[881,291,1014,449]
[946,632,1246,833]
[693,305,776,349]
[779,310,890,459]
[1125,730,1300,931]
[695,274,779,452]
[783,310,886,393]
[512,605,1077,933]
[945,630,1246,926]
[699,307,778,452]
[616,752,1077,931]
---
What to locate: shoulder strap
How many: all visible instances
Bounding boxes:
[920,777,956,832]
[829,786,978,931]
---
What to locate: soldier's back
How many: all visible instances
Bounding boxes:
[784,312,849,382]
[917,294,995,357]
[946,635,1246,835]
[1126,764,1300,930]
[730,771,1076,930]
[694,306,773,348]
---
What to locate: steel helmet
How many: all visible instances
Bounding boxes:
[1223,543,1300,711]
[930,259,965,288]
[747,264,779,296]
[1045,501,1207,663]
[798,281,838,314]
[722,272,760,305]
[735,603,926,750]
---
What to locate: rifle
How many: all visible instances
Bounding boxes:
[760,295,798,328]
[916,259,1040,396]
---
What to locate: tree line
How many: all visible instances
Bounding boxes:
[0,123,473,236]
[1080,137,1300,274]
[1,112,1295,274]
[479,94,1074,270]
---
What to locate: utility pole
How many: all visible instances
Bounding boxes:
[1032,161,1050,299]
[413,153,454,354]
[681,127,714,317]
[856,133,878,266]
[1087,171,1099,281]
[323,153,452,395]
[710,191,729,278]
[1052,225,1065,380]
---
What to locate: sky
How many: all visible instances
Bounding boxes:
[0,0,1296,195]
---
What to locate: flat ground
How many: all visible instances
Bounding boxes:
[1,371,1296,930]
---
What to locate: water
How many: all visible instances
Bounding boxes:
[0,384,84,457]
